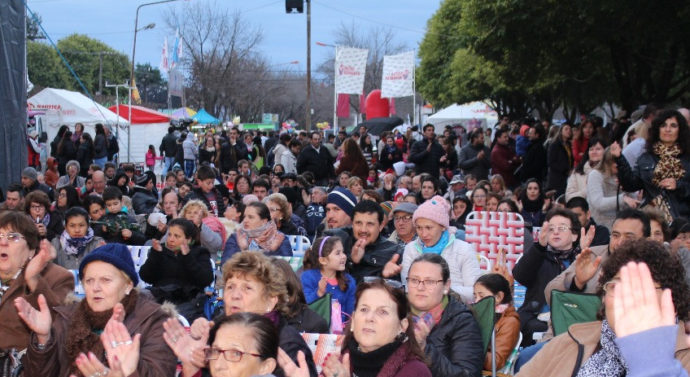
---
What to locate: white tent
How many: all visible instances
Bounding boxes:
[426,101,498,133]
[27,88,133,161]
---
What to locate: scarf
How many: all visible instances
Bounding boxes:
[65,290,139,377]
[347,335,405,377]
[417,230,453,255]
[577,320,628,377]
[235,221,285,252]
[411,295,448,327]
[40,213,50,228]
[60,228,95,256]
[652,142,686,186]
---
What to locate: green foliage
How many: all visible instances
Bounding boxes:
[135,63,168,104]
[27,41,73,91]
[56,34,130,96]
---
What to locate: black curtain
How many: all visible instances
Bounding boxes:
[0,0,27,194]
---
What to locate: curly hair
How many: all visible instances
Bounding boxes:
[222,251,289,317]
[597,239,690,321]
[646,109,690,156]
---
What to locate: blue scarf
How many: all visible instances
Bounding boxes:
[418,230,453,255]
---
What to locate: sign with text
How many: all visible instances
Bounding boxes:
[335,46,368,95]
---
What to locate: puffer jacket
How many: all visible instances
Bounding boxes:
[131,185,159,215]
[424,295,484,377]
[24,293,177,377]
[616,152,690,219]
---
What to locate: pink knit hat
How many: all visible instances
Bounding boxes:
[412,195,450,228]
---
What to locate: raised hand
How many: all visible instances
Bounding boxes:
[350,238,367,264]
[382,254,402,278]
[25,239,56,292]
[322,352,350,377]
[538,221,550,247]
[278,348,310,377]
[73,352,121,377]
[14,294,52,344]
[659,178,677,191]
[189,318,212,343]
[622,196,640,209]
[613,262,675,338]
[100,317,141,377]
[610,141,622,158]
[573,248,602,290]
[579,225,596,250]
[151,239,163,252]
[163,317,206,368]
[180,241,191,256]
[413,316,432,349]
[317,276,328,297]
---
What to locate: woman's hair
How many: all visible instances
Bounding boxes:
[265,193,292,224]
[486,192,502,205]
[573,119,594,143]
[180,199,209,220]
[303,236,349,292]
[64,206,90,227]
[81,132,93,147]
[409,253,450,283]
[474,273,512,305]
[271,258,307,318]
[347,176,364,190]
[59,186,81,209]
[490,174,506,193]
[57,130,72,155]
[497,198,520,213]
[361,190,383,203]
[342,280,428,364]
[574,136,608,175]
[208,312,279,362]
[594,146,617,177]
[234,175,251,196]
[470,186,487,206]
[597,239,690,321]
[647,109,690,156]
[0,211,40,252]
[641,207,670,242]
[167,218,200,245]
[272,164,285,174]
[222,251,289,316]
[558,123,572,142]
[420,175,439,194]
[24,191,51,214]
[246,201,272,222]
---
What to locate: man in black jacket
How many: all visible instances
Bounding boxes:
[20,167,54,201]
[131,173,159,216]
[408,124,446,179]
[219,127,249,174]
[296,131,334,185]
[458,128,492,181]
[519,124,547,184]
[160,127,179,177]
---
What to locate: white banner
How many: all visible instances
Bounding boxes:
[381,50,415,98]
[335,46,368,94]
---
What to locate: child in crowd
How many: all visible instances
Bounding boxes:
[97,186,146,245]
[146,144,162,172]
[185,165,226,217]
[301,235,356,324]
[51,207,103,270]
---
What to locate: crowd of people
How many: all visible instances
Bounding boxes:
[1,105,690,377]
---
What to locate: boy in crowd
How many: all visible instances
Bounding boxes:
[185,165,226,216]
[97,186,146,245]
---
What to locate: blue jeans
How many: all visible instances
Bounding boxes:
[184,159,195,179]
[93,156,107,169]
[514,341,548,372]
[162,156,175,176]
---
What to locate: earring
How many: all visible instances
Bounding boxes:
[443,290,448,295]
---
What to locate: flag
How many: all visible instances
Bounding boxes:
[336,93,350,118]
[171,28,182,69]
[159,37,169,73]
[381,50,415,98]
[334,46,368,94]
[131,77,141,104]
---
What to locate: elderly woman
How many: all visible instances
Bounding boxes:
[265,193,300,235]
[406,253,484,377]
[285,279,432,377]
[24,191,64,241]
[56,160,86,189]
[51,207,103,270]
[140,218,214,321]
[516,239,690,376]
[0,212,73,374]
[17,243,177,377]
[164,251,318,377]
[401,196,481,303]
[613,109,690,221]
[222,202,292,264]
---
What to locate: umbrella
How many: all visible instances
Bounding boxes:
[357,116,404,136]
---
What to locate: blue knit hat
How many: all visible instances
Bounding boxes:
[327,187,357,218]
[79,243,139,286]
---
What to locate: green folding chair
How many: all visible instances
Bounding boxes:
[550,290,601,336]
[308,293,331,327]
[472,296,497,376]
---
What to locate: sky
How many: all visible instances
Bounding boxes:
[26,0,442,80]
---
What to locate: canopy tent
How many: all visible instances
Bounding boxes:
[192,108,220,124]
[27,88,129,155]
[171,107,197,119]
[108,104,171,124]
[426,101,498,133]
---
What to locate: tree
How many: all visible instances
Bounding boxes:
[56,34,130,96]
[135,63,167,105]
[27,41,73,91]
[26,12,45,41]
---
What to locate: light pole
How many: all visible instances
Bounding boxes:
[316,41,337,133]
[128,0,182,162]
[305,0,311,131]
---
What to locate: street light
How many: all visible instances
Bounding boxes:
[316,41,338,133]
[128,0,183,162]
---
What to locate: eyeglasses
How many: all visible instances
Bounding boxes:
[393,215,412,223]
[603,279,663,295]
[58,192,67,198]
[30,204,44,210]
[362,276,404,289]
[268,207,281,212]
[547,225,573,233]
[0,232,25,243]
[406,277,444,288]
[204,347,260,362]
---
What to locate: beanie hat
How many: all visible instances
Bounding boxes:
[412,195,450,229]
[327,187,357,218]
[79,243,139,286]
[380,201,393,217]
[22,167,38,181]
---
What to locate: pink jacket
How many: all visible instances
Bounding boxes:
[146,150,162,166]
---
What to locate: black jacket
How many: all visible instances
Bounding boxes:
[275,316,318,377]
[219,139,249,173]
[520,140,547,183]
[76,142,93,176]
[285,304,330,334]
[93,134,108,159]
[23,180,54,202]
[131,186,159,216]
[546,138,572,195]
[56,139,77,175]
[107,134,119,161]
[185,186,227,217]
[408,138,446,178]
[425,296,484,377]
[296,145,335,181]
[458,143,492,180]
[378,145,403,171]
[616,152,690,219]
[159,132,178,157]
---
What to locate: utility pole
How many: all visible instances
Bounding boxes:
[305,0,311,131]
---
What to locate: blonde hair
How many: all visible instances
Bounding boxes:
[180,199,209,219]
[265,193,292,221]
[222,251,289,316]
